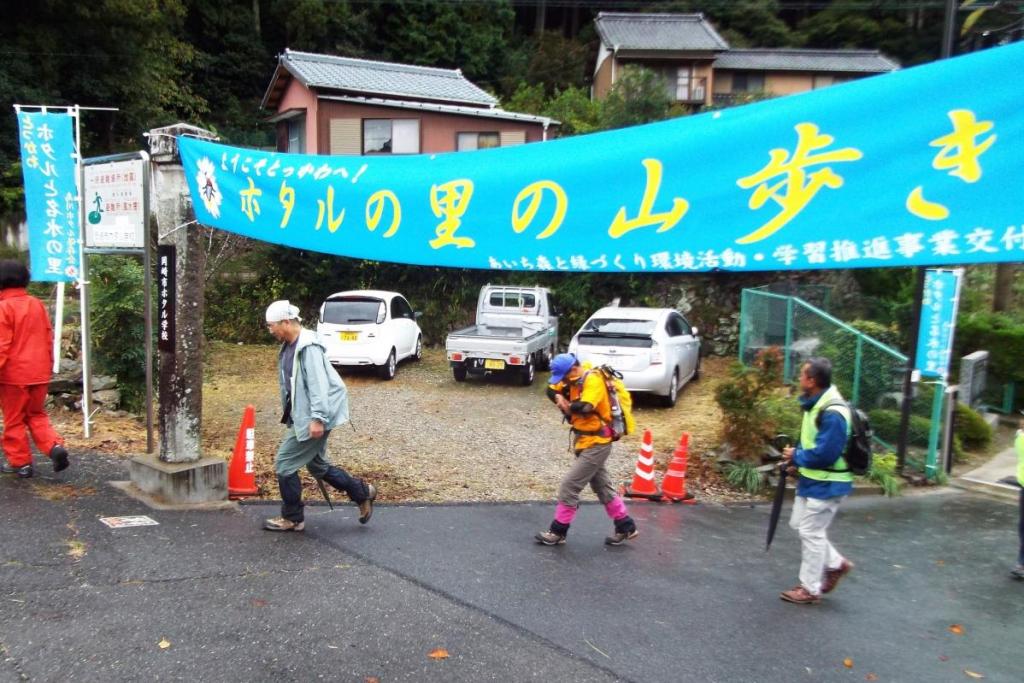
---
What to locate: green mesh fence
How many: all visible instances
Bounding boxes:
[739,288,946,476]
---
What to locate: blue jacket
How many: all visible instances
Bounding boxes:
[794,391,853,499]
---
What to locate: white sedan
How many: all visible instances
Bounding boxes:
[568,307,700,407]
[316,290,422,380]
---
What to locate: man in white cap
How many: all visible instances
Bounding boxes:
[263,299,376,531]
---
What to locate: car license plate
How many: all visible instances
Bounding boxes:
[484,359,505,370]
[339,332,358,342]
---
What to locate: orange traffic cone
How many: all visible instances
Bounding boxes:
[228,405,258,499]
[662,432,696,504]
[623,429,662,501]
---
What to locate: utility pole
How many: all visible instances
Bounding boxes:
[896,0,959,473]
[127,123,228,505]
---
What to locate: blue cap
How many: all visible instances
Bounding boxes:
[549,353,578,385]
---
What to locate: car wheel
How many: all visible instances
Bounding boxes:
[453,364,467,382]
[539,345,554,371]
[519,359,535,386]
[377,349,396,380]
[413,336,422,361]
[662,370,679,408]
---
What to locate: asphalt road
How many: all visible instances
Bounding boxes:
[0,453,1020,682]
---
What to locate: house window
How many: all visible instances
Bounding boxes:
[286,118,305,153]
[456,132,500,151]
[813,74,834,89]
[732,72,765,93]
[363,119,420,154]
[676,67,692,100]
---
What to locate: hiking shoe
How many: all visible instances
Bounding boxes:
[1,463,33,478]
[534,530,566,546]
[49,445,70,472]
[780,585,821,605]
[263,517,304,532]
[605,529,639,546]
[358,483,376,524]
[821,559,854,594]
[1011,565,1024,581]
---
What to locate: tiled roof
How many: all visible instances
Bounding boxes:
[594,12,730,52]
[715,49,900,73]
[319,95,557,126]
[278,49,498,107]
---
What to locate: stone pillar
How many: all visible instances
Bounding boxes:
[128,123,227,505]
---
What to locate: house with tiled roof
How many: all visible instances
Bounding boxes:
[261,49,557,155]
[593,12,899,107]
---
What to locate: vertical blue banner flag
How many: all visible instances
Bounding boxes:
[16,111,80,282]
[915,268,963,381]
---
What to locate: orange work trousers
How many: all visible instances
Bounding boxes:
[0,383,62,467]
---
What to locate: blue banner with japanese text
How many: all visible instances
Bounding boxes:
[16,111,79,282]
[915,268,963,381]
[179,42,1024,273]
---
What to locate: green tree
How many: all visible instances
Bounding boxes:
[262,0,369,57]
[364,0,515,92]
[544,87,601,136]
[598,66,675,130]
[0,0,207,216]
[648,0,795,46]
[795,0,944,66]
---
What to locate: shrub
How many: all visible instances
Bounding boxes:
[868,409,967,465]
[955,311,1024,383]
[954,402,992,449]
[722,460,765,494]
[715,347,785,461]
[816,319,904,409]
[864,452,902,497]
[90,255,147,410]
[868,408,931,447]
[760,391,802,443]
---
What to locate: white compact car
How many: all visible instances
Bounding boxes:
[316,290,422,380]
[567,307,700,407]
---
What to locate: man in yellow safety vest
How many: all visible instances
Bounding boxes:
[780,357,854,605]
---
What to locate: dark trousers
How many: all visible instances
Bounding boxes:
[275,429,368,523]
[279,464,368,523]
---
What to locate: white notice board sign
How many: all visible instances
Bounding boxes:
[84,158,146,250]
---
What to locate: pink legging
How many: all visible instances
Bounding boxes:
[555,496,629,525]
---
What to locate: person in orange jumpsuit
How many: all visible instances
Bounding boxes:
[0,260,69,478]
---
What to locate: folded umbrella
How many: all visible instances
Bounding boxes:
[765,434,793,551]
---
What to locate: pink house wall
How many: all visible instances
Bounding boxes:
[277,78,319,154]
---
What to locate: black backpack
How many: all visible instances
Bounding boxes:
[815,399,873,476]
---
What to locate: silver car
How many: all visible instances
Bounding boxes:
[567,307,700,407]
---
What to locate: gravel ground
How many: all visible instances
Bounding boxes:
[51,342,742,504]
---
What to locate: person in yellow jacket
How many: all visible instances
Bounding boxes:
[1013,420,1024,580]
[780,357,854,604]
[535,354,638,547]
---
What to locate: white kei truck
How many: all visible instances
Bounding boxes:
[445,285,559,385]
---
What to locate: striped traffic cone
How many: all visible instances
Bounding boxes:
[228,405,258,499]
[662,432,696,504]
[623,429,662,501]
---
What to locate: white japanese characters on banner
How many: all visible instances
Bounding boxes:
[16,111,80,282]
[915,268,963,380]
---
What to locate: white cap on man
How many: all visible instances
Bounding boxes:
[265,300,301,323]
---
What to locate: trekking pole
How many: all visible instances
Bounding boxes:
[315,478,334,511]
